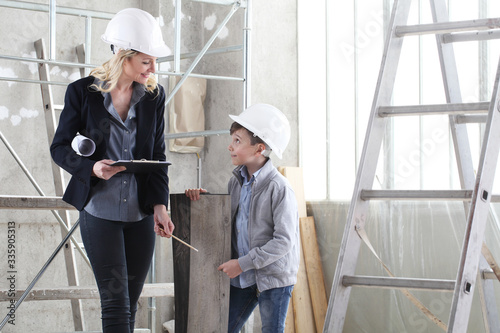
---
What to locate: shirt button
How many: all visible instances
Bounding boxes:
[126,131,130,134]
[124,148,128,152]
[124,181,127,184]
[123,199,127,202]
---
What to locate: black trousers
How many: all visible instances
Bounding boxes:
[80,210,155,333]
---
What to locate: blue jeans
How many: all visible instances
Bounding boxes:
[80,210,155,333]
[228,284,294,333]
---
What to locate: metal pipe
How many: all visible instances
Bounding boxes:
[0,54,96,68]
[49,0,56,60]
[156,71,244,81]
[174,0,182,73]
[197,153,202,188]
[0,219,81,330]
[148,247,157,333]
[0,131,90,266]
[158,45,243,63]
[84,16,92,77]
[164,129,229,140]
[0,0,114,19]
[325,0,331,199]
[0,76,70,86]
[165,2,242,106]
[242,0,252,109]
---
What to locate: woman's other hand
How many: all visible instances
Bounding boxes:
[153,204,174,238]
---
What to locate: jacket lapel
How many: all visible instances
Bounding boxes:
[135,94,155,154]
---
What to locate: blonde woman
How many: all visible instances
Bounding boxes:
[50,8,173,332]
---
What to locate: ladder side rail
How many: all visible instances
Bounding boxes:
[447,56,500,333]
[322,0,412,331]
[429,1,500,331]
[34,38,85,331]
[477,256,500,332]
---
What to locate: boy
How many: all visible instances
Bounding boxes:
[185,103,300,333]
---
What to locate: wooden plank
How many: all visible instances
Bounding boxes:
[35,38,84,331]
[300,216,329,332]
[278,166,307,218]
[170,194,231,333]
[0,195,75,210]
[0,283,174,301]
[279,167,315,332]
[292,242,316,333]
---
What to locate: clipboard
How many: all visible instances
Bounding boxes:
[111,160,172,173]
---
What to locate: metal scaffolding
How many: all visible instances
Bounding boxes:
[0,0,251,331]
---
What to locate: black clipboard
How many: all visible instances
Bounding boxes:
[111,160,171,173]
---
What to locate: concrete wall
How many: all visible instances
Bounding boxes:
[0,0,297,332]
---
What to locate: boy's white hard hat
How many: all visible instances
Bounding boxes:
[229,104,291,159]
[101,8,169,57]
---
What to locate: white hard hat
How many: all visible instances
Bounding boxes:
[229,104,291,159]
[101,8,169,57]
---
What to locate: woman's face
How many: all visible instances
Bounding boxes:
[122,52,157,85]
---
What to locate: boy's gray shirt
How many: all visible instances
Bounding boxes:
[228,158,300,292]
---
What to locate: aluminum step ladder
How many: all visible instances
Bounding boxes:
[323,0,500,332]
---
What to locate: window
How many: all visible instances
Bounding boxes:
[299,0,500,201]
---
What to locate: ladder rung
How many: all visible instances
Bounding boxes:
[361,190,500,202]
[361,190,471,200]
[395,17,500,37]
[483,270,499,280]
[343,275,455,291]
[456,115,488,124]
[378,102,489,117]
[443,30,500,43]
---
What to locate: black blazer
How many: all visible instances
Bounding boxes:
[50,76,169,213]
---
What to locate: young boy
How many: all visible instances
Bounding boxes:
[185,103,300,333]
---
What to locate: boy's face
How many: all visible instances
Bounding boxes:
[228,128,262,166]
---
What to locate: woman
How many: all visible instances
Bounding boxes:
[50,8,174,332]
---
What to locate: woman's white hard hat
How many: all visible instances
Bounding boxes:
[229,104,291,159]
[101,8,169,57]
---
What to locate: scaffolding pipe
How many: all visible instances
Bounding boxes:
[165,2,242,106]
[242,0,251,109]
[0,0,114,19]
[158,45,243,62]
[0,220,81,330]
[49,0,56,60]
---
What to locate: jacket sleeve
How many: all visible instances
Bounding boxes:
[238,182,299,272]
[140,85,170,213]
[50,80,96,199]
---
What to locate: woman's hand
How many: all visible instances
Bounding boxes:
[92,159,126,180]
[153,204,175,238]
[185,188,208,201]
[218,259,243,279]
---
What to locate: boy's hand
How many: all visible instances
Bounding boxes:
[185,188,208,201]
[218,259,242,279]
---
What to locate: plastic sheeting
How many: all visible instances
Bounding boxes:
[310,200,500,333]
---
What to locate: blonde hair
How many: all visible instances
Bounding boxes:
[90,49,158,94]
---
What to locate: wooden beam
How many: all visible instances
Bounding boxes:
[300,217,328,333]
[0,195,75,210]
[279,167,315,332]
